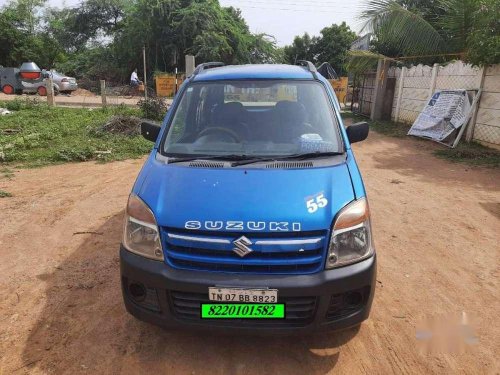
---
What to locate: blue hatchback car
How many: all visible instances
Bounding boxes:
[120,62,376,333]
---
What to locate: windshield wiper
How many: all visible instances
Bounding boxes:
[167,154,253,164]
[231,151,344,167]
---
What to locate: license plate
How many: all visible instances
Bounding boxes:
[201,303,285,319]
[208,287,278,304]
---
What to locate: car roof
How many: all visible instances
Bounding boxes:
[191,64,317,82]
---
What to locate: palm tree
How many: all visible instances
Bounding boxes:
[347,0,489,72]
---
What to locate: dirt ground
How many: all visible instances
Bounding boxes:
[0,132,499,374]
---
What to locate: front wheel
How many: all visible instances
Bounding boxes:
[2,85,14,95]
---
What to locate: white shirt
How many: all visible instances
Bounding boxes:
[130,71,139,82]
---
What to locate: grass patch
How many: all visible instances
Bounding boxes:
[340,112,410,137]
[340,111,364,121]
[0,189,12,198]
[0,100,154,168]
[368,120,411,138]
[1,167,14,179]
[434,142,500,168]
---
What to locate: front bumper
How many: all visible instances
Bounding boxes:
[120,245,376,334]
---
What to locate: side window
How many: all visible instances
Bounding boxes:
[169,87,193,142]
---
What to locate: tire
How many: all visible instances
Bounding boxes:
[2,85,14,95]
[37,86,47,96]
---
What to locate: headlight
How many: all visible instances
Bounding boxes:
[123,194,163,261]
[326,198,374,269]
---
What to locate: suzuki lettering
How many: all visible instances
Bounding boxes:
[184,221,302,232]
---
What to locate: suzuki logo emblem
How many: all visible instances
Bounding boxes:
[232,236,253,258]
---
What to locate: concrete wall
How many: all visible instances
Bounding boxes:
[385,60,499,146]
[474,65,500,147]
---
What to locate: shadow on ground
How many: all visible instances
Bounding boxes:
[21,212,359,374]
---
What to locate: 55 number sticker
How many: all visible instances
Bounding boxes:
[306,193,328,213]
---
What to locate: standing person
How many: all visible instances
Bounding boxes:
[130,68,141,87]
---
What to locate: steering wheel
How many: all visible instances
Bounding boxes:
[198,127,242,143]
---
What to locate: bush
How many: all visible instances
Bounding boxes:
[90,115,142,136]
[2,97,41,111]
[138,97,168,121]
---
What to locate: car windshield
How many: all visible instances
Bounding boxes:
[163,80,342,157]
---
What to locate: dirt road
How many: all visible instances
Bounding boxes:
[0,132,499,374]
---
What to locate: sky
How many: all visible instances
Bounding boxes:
[33,0,366,46]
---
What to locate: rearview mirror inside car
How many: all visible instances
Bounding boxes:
[141,121,161,142]
[346,122,369,144]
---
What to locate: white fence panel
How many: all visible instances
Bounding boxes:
[474,66,500,146]
[389,60,500,146]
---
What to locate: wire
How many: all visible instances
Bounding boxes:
[224,0,359,7]
[222,3,356,13]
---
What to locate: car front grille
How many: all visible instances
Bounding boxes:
[162,229,328,274]
[169,290,317,326]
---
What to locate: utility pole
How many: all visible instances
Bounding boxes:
[143,46,148,100]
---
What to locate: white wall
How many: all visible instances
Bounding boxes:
[474,65,500,146]
[389,61,500,146]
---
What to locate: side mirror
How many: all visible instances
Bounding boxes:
[141,121,161,142]
[346,121,369,144]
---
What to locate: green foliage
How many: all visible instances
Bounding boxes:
[0,0,64,67]
[1,0,283,82]
[346,50,386,74]
[0,105,151,167]
[55,46,120,82]
[434,142,500,168]
[284,33,316,64]
[0,167,15,179]
[466,0,500,66]
[359,0,500,66]
[313,23,357,75]
[360,0,446,57]
[3,97,41,111]
[138,97,168,121]
[0,190,13,198]
[284,23,356,74]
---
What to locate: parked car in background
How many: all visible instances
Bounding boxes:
[44,70,78,94]
[0,62,78,96]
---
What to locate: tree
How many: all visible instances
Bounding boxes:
[466,0,500,66]
[9,0,46,34]
[350,0,500,68]
[313,22,357,75]
[46,0,126,52]
[2,0,285,81]
[284,33,316,64]
[0,1,63,67]
[284,23,357,74]
[0,9,25,66]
